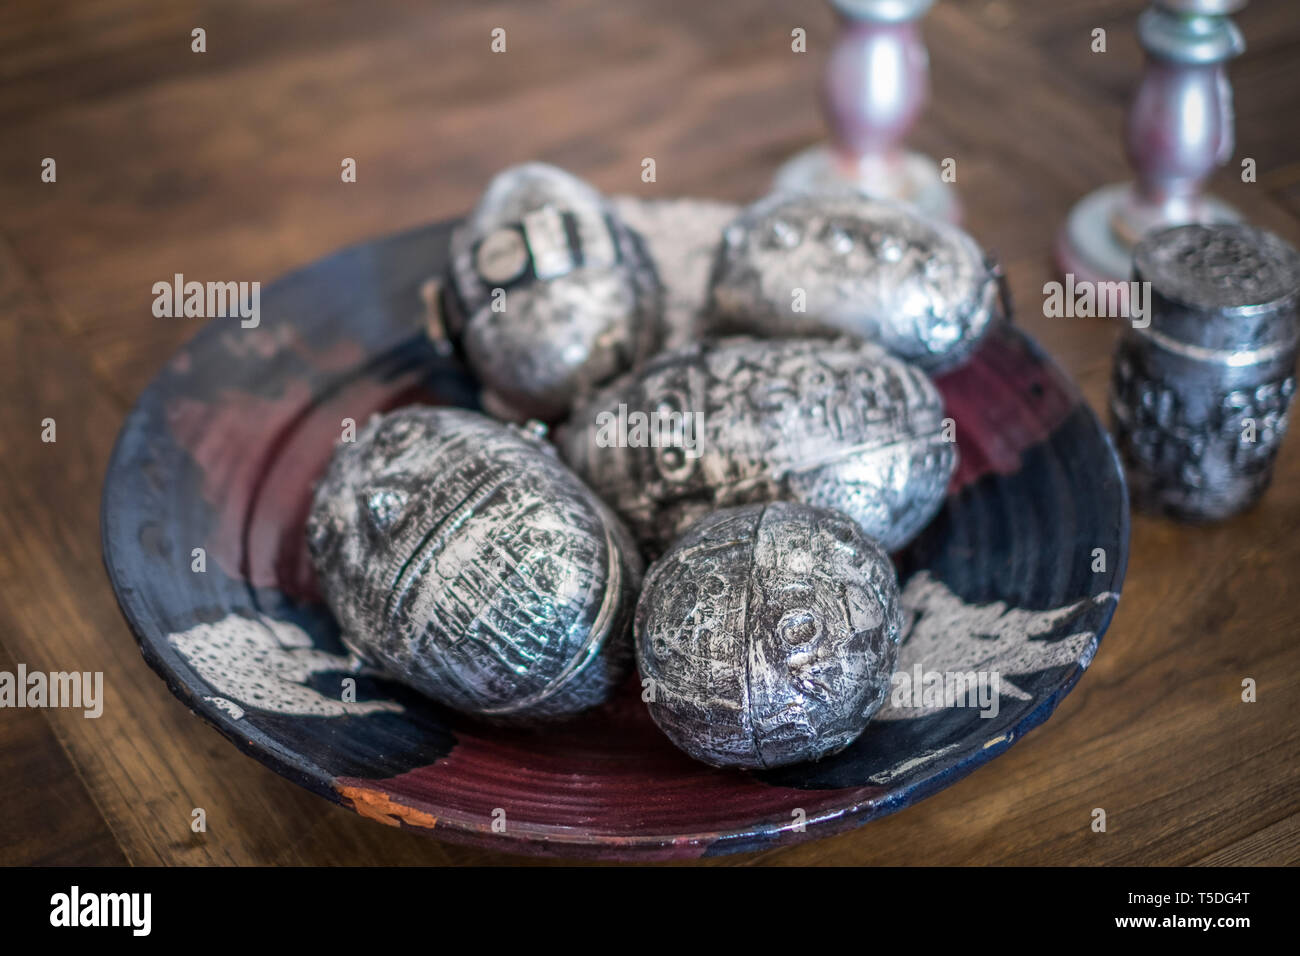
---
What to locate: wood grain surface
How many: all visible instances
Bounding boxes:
[1,0,1297,866]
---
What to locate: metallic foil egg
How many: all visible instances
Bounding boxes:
[558,335,957,555]
[705,190,1001,372]
[636,502,904,769]
[439,163,664,421]
[306,406,643,720]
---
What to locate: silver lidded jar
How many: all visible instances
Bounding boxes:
[1110,223,1300,521]
[440,163,663,422]
[306,406,643,719]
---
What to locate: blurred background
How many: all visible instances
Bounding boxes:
[1,0,1297,865]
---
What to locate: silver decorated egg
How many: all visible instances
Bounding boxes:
[440,163,664,421]
[636,502,904,769]
[705,190,1000,372]
[558,335,957,555]
[306,406,643,719]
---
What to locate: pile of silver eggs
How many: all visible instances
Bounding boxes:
[308,162,1003,769]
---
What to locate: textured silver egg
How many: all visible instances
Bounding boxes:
[306,406,643,719]
[441,163,664,421]
[559,335,957,555]
[705,191,1000,372]
[636,502,904,769]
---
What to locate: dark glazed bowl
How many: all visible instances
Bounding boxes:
[102,218,1128,859]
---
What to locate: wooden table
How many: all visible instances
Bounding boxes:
[2,0,1297,866]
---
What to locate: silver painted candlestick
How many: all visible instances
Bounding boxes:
[1057,0,1246,286]
[774,0,958,223]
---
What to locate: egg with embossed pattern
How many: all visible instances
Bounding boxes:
[636,502,904,769]
[306,406,642,720]
[438,163,664,422]
[558,335,956,556]
[705,190,1000,372]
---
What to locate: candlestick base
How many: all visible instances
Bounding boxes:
[1056,182,1239,285]
[773,144,960,224]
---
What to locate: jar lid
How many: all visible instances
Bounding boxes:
[1133,224,1300,357]
[1136,224,1300,311]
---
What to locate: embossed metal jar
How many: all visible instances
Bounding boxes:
[306,406,643,719]
[704,190,1001,372]
[559,335,957,555]
[636,502,904,769]
[440,163,663,421]
[1110,223,1300,520]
